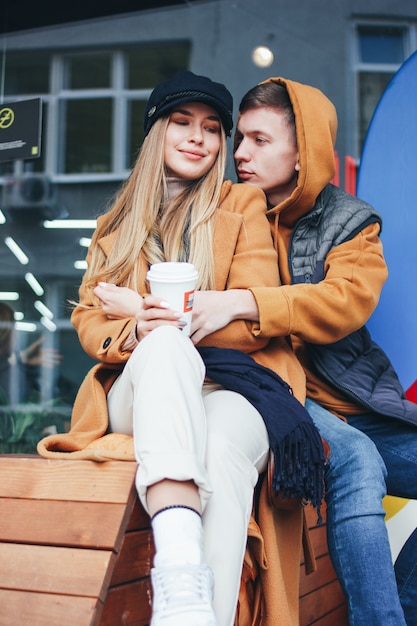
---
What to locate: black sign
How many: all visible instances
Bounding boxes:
[0,98,42,163]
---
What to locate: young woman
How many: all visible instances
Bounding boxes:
[38,72,312,626]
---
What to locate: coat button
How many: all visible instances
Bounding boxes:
[103,337,111,349]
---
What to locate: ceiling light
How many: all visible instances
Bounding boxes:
[25,272,44,296]
[79,237,92,247]
[15,321,37,332]
[251,46,274,68]
[74,260,87,270]
[4,236,29,265]
[43,219,97,229]
[41,317,57,332]
[0,210,6,224]
[0,292,19,301]
[34,300,54,319]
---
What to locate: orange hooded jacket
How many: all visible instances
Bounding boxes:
[249,77,388,417]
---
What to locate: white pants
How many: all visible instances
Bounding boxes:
[107,326,269,626]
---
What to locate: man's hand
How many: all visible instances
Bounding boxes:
[190,289,260,344]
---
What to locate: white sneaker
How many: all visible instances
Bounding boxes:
[150,562,217,626]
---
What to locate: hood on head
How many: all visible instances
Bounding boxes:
[260,77,338,226]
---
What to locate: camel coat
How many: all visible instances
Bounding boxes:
[38,180,308,625]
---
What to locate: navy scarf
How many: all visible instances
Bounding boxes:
[198,347,326,517]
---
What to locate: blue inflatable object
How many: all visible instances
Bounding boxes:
[357,50,417,391]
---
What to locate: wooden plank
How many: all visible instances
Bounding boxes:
[0,499,130,549]
[0,589,100,626]
[299,554,338,597]
[0,457,137,504]
[110,529,154,586]
[299,579,346,626]
[0,543,114,600]
[299,501,348,625]
[100,579,152,626]
[307,603,349,626]
[126,497,151,531]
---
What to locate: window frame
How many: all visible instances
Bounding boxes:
[1,43,190,183]
[351,19,416,159]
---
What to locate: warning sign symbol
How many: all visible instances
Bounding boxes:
[0,108,15,129]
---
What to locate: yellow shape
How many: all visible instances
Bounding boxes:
[383,495,410,520]
[31,146,39,155]
[0,107,14,128]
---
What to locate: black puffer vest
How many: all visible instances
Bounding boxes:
[290,183,417,426]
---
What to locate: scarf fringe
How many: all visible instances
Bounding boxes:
[270,422,325,524]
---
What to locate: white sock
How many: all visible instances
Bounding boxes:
[151,506,204,567]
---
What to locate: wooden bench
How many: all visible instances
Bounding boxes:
[300,505,348,625]
[0,455,347,625]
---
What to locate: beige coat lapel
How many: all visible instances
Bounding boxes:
[212,209,243,290]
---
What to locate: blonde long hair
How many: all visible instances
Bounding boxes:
[82,115,227,301]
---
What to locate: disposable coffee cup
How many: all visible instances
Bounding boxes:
[146,262,199,336]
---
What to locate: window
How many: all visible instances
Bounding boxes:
[60,98,113,174]
[2,41,191,179]
[4,52,50,95]
[358,25,405,64]
[64,53,112,90]
[355,24,407,155]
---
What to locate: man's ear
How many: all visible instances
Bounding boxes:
[295,152,300,171]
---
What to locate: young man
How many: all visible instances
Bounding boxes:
[191,77,417,625]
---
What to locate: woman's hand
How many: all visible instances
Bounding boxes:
[135,295,185,341]
[190,289,260,344]
[93,282,144,319]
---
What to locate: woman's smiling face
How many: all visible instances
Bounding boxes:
[164,101,222,180]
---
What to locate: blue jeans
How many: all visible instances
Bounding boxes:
[306,399,417,626]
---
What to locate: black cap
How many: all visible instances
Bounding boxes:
[144,71,233,137]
